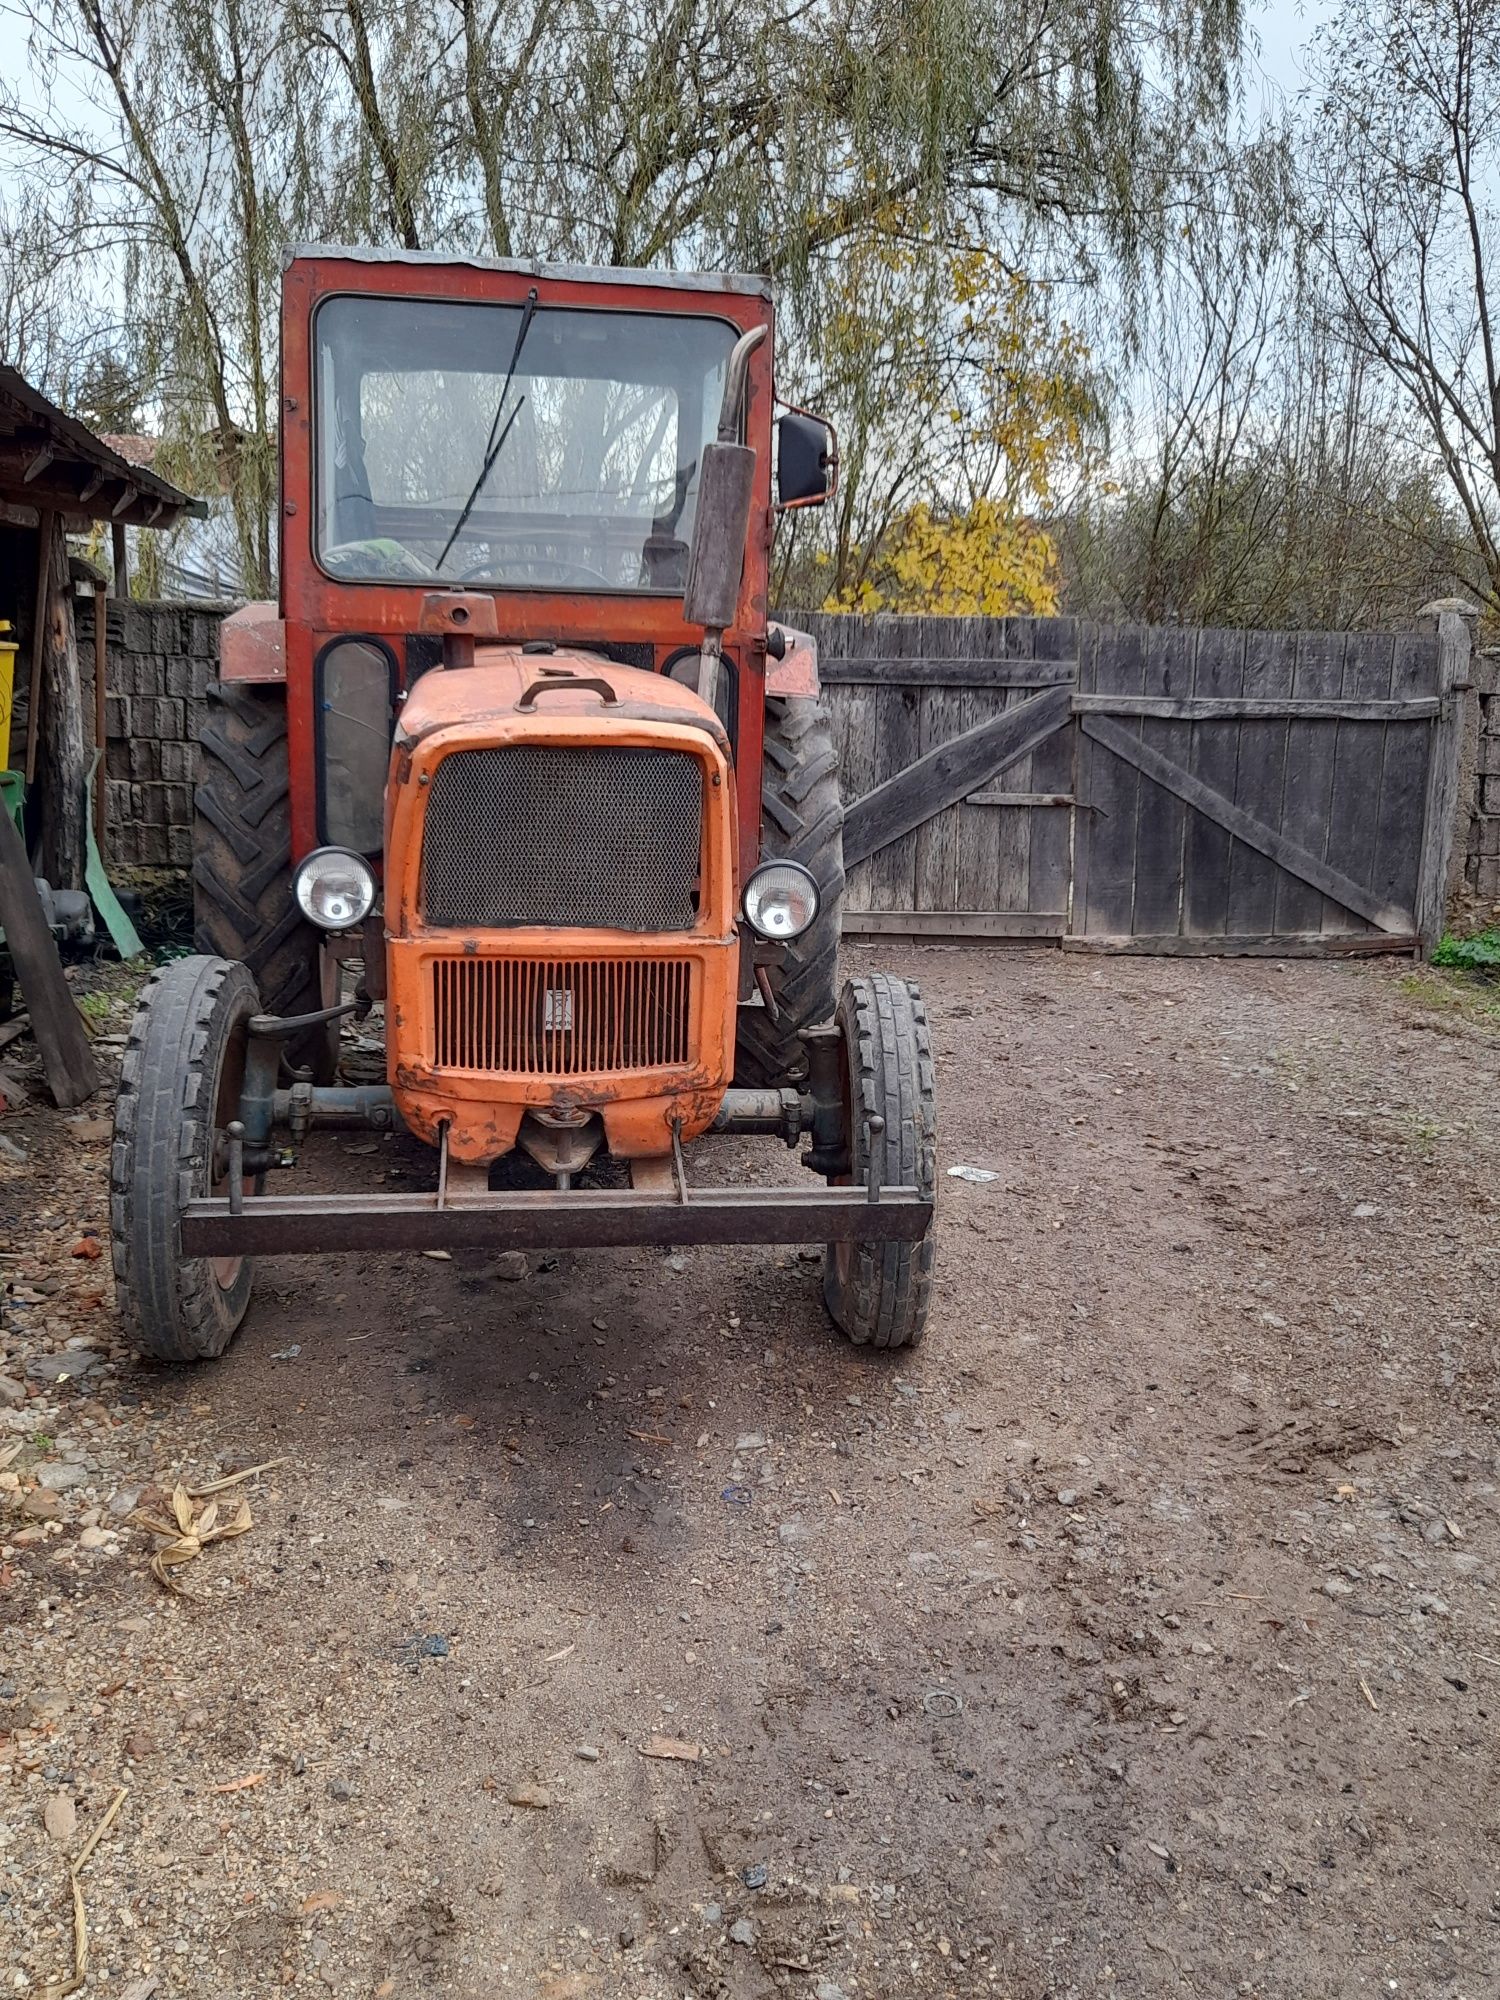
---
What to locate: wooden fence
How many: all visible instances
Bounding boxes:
[795,611,1470,955]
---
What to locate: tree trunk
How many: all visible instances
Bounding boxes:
[38,517,88,892]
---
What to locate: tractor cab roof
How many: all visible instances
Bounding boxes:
[284,243,774,304]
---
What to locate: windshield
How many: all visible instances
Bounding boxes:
[314,295,736,593]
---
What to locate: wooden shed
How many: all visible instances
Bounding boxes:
[0,365,202,890]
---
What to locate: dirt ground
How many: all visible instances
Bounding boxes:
[2,943,1499,2000]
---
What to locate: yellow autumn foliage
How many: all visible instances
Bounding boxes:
[810,242,1100,616]
[823,499,1060,616]
[946,253,1100,510]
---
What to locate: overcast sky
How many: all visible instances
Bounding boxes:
[1250,0,1332,101]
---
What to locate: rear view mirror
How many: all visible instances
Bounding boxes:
[776,411,835,508]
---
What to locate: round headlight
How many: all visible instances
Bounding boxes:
[743,861,819,941]
[293,847,376,931]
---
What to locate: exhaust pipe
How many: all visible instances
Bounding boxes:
[683,324,769,712]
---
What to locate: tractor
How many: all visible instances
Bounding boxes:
[110,247,936,1362]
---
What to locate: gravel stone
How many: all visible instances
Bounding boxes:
[25,1351,98,1384]
[36,1461,90,1492]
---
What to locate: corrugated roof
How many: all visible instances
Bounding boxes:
[0,367,205,525]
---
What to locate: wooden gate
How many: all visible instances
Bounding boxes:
[799,611,1467,955]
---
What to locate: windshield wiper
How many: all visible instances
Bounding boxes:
[436,285,539,573]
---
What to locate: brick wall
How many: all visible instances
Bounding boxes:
[76,597,234,869]
[1462,647,1500,924]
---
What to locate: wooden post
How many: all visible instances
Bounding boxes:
[22,507,52,785]
[0,797,97,1106]
[36,515,88,892]
[111,520,128,597]
[93,579,108,858]
[1415,599,1476,956]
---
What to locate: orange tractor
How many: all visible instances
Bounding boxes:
[110,248,935,1361]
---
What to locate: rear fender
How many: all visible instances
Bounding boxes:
[765,624,819,698]
[220,601,286,682]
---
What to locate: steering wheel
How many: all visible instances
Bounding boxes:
[454,544,616,589]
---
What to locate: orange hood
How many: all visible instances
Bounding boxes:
[395,646,728,756]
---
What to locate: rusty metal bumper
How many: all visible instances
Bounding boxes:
[179,1183,932,1259]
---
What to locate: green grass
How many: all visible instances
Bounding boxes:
[1432,926,1500,971]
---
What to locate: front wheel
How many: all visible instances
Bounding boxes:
[823,973,937,1350]
[111,955,260,1362]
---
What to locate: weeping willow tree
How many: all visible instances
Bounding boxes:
[0,0,1246,596]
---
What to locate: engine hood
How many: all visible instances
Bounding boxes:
[395,646,728,756]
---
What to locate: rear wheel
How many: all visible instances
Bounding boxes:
[823,972,937,1350]
[111,955,259,1362]
[734,696,845,1087]
[193,681,335,1078]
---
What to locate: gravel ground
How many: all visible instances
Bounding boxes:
[1,943,1498,2000]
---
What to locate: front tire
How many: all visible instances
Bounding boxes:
[823,973,937,1350]
[111,955,259,1362]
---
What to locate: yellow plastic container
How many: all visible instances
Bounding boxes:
[0,619,15,770]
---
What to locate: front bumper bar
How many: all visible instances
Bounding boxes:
[179,1184,933,1258]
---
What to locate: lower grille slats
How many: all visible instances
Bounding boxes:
[431,956,693,1076]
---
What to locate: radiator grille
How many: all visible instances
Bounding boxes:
[421,746,702,931]
[431,956,694,1075]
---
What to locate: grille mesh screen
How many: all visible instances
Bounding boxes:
[422,746,702,930]
[431,956,693,1074]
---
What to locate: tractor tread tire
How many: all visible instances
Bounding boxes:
[193,681,324,1026]
[823,972,936,1350]
[735,696,845,1087]
[112,955,258,1362]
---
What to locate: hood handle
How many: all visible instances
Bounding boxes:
[516,674,619,712]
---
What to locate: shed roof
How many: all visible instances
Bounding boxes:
[0,366,204,528]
